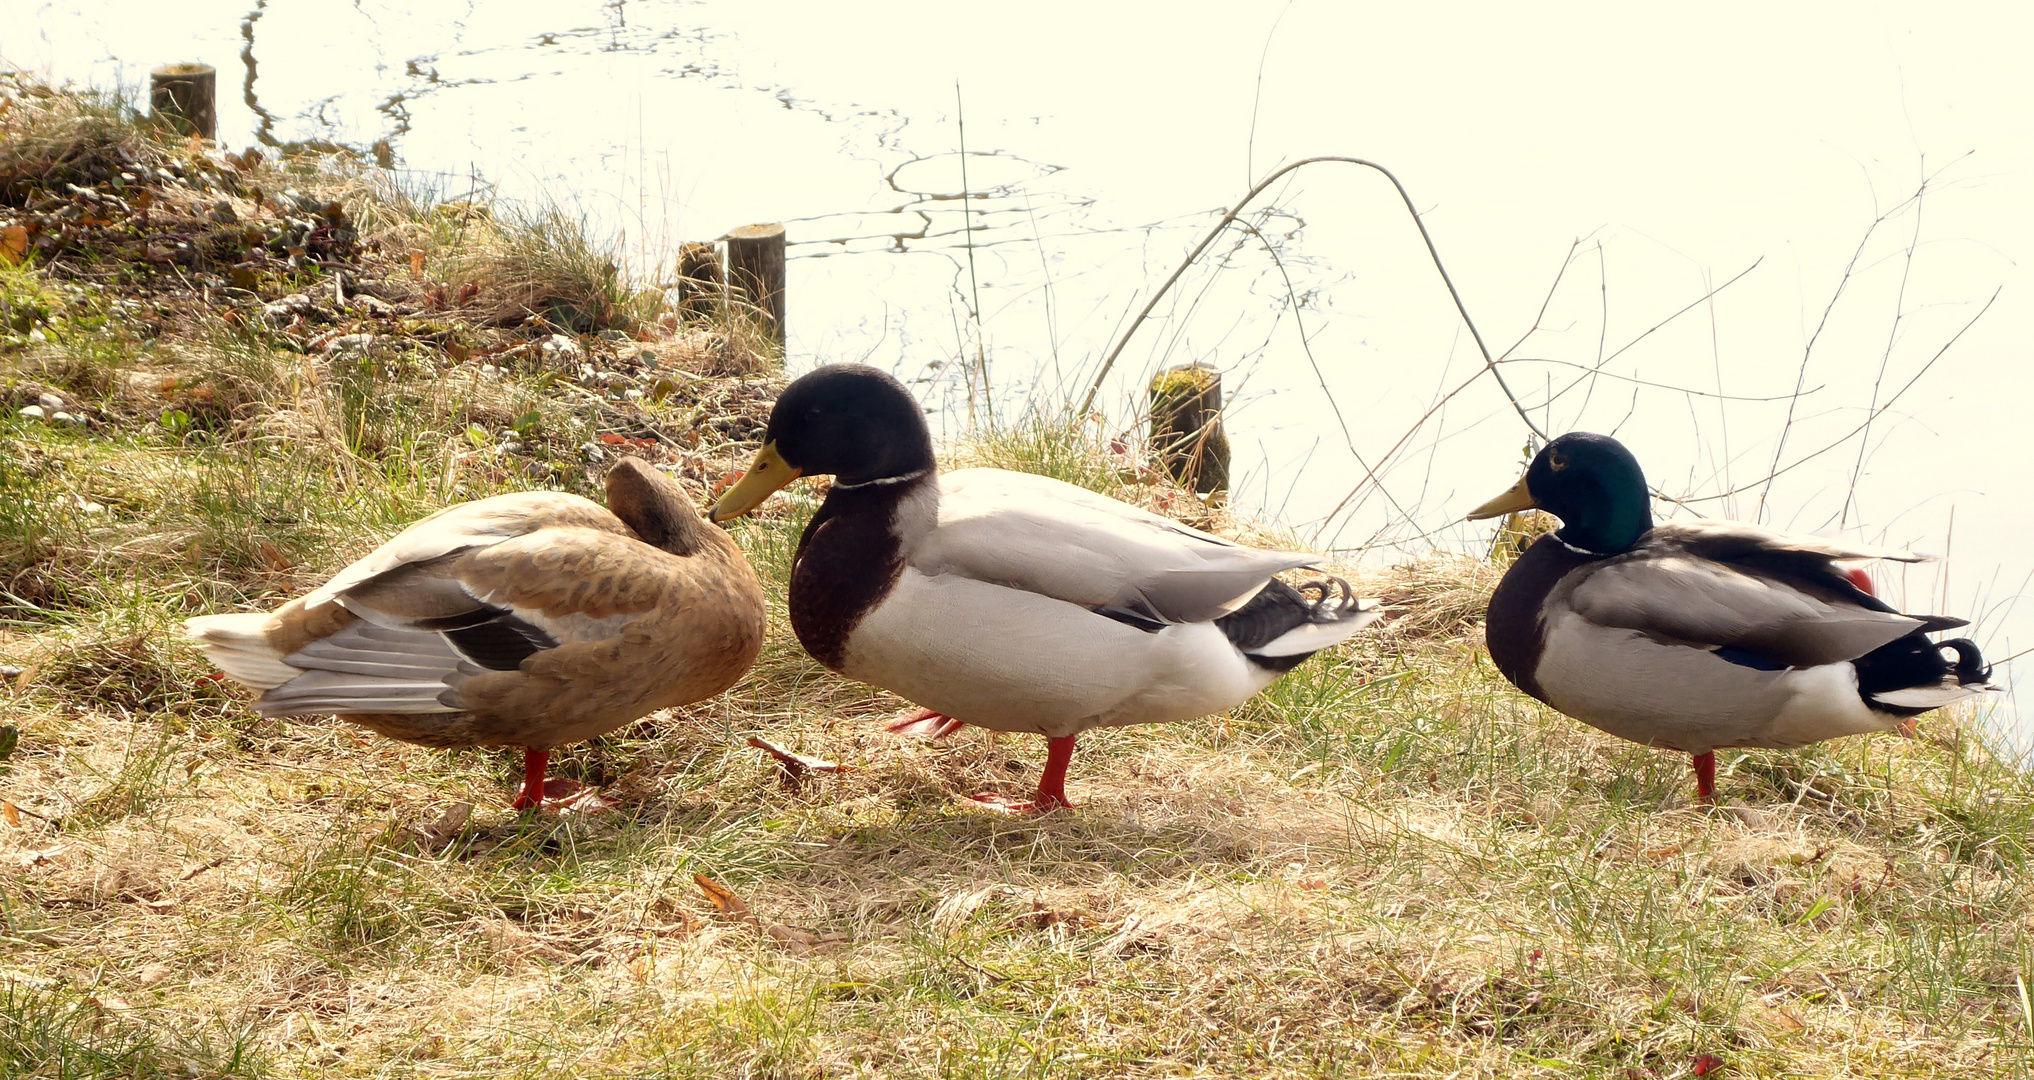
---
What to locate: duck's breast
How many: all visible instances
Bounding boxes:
[841,568,1267,739]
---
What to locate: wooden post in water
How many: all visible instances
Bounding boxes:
[150,63,217,140]
[1148,363,1230,496]
[676,241,724,319]
[725,223,786,347]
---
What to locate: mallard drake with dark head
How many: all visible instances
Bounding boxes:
[1470,432,1995,801]
[710,363,1381,813]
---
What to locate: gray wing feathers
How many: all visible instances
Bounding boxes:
[922,469,1319,623]
[256,621,464,716]
[1571,551,1924,667]
[334,566,492,627]
[1657,519,1928,563]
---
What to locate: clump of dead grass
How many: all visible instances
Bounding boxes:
[0,74,158,205]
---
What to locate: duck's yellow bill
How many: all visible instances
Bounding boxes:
[1467,474,1536,520]
[710,442,803,522]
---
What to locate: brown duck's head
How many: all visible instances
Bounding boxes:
[711,364,936,522]
[605,457,720,557]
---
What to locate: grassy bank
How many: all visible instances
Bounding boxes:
[3,75,2033,1079]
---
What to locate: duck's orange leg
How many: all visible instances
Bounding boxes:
[972,735,1076,815]
[510,747,550,810]
[1692,751,1716,804]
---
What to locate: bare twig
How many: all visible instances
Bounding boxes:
[1076,156,1544,442]
[1664,288,1999,506]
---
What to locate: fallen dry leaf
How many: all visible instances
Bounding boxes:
[695,874,754,922]
[409,250,426,275]
[1765,1007,1806,1032]
[408,802,472,850]
[256,541,292,571]
[0,224,26,265]
[748,736,850,788]
[693,873,842,954]
[2,802,19,829]
[1691,1053,1725,1076]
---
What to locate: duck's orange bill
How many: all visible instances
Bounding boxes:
[710,442,802,522]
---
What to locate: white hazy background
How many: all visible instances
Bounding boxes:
[6,0,2029,745]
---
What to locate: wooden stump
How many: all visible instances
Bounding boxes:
[150,63,217,140]
[676,241,724,319]
[1148,363,1230,496]
[726,223,786,347]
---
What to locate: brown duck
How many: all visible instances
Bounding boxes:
[184,458,765,809]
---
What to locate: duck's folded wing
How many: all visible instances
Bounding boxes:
[1569,549,1932,668]
[258,527,666,714]
[917,469,1318,624]
[1655,519,1932,565]
[301,491,617,610]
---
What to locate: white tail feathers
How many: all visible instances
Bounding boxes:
[1872,681,1997,711]
[182,613,301,689]
[1249,600,1385,658]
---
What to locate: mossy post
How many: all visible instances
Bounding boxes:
[726,223,786,348]
[677,241,724,319]
[149,63,216,140]
[1148,363,1230,496]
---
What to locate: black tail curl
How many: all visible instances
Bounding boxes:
[1854,633,1996,716]
[1940,637,1994,687]
[1293,574,1362,623]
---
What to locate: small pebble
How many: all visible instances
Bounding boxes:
[18,405,47,421]
[624,389,645,401]
[37,393,63,410]
[209,200,238,224]
[50,411,81,425]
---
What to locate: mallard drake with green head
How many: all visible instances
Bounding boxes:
[185,458,766,810]
[710,363,1381,813]
[1469,432,1995,802]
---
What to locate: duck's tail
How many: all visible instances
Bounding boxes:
[1220,574,1383,672]
[183,612,304,689]
[1857,635,1999,713]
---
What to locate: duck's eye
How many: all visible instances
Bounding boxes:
[1548,451,1568,472]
